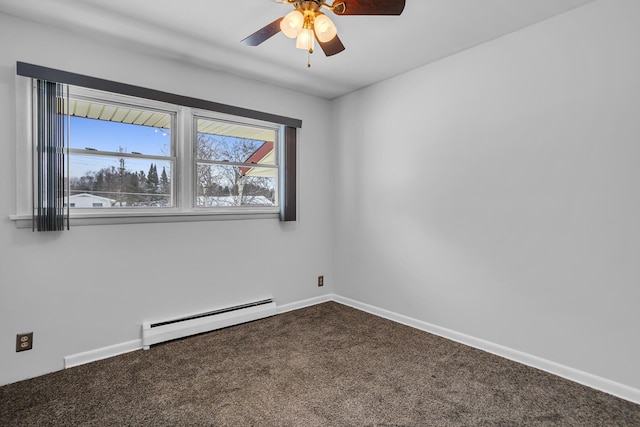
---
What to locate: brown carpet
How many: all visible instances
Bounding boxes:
[1,302,638,426]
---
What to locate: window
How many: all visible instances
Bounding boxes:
[13,62,300,227]
[195,117,278,208]
[66,92,176,210]
[63,87,279,215]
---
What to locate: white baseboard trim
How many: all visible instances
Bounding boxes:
[332,294,640,405]
[61,293,640,405]
[276,294,334,315]
[64,339,141,369]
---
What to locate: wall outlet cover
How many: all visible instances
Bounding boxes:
[16,332,33,352]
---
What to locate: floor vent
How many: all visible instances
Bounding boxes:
[142,298,276,349]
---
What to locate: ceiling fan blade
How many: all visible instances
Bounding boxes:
[317,34,345,57]
[333,0,405,15]
[241,17,284,46]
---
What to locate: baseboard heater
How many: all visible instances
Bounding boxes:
[141,298,276,350]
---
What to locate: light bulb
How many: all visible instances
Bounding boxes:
[296,28,315,52]
[314,14,337,43]
[280,10,304,38]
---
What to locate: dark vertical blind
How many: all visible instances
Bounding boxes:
[34,80,68,231]
[281,126,297,222]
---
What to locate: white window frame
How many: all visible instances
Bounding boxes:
[192,110,281,212]
[11,76,284,228]
[66,86,179,214]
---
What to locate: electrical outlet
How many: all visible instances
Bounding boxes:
[16,332,33,352]
[318,275,324,287]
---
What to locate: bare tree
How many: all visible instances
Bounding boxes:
[196,133,271,206]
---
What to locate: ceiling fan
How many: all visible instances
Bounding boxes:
[242,0,406,66]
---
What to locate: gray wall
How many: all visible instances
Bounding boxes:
[0,13,333,386]
[332,0,640,391]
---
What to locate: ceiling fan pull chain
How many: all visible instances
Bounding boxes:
[307,50,311,68]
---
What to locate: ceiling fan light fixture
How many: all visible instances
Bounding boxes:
[313,13,337,43]
[243,0,405,65]
[281,9,304,38]
[295,27,315,52]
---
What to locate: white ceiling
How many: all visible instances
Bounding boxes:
[0,0,595,99]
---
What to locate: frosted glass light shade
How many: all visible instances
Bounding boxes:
[296,28,315,51]
[314,14,337,43]
[281,10,304,38]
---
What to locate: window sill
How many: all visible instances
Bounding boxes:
[9,210,280,228]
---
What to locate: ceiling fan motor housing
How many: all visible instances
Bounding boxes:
[296,1,321,13]
[292,1,346,14]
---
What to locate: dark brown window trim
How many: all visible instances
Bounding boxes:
[16,62,302,128]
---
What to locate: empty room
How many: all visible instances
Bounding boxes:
[1,0,639,425]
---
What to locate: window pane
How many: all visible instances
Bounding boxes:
[196,118,276,165]
[196,164,276,207]
[68,154,173,208]
[68,100,171,156]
